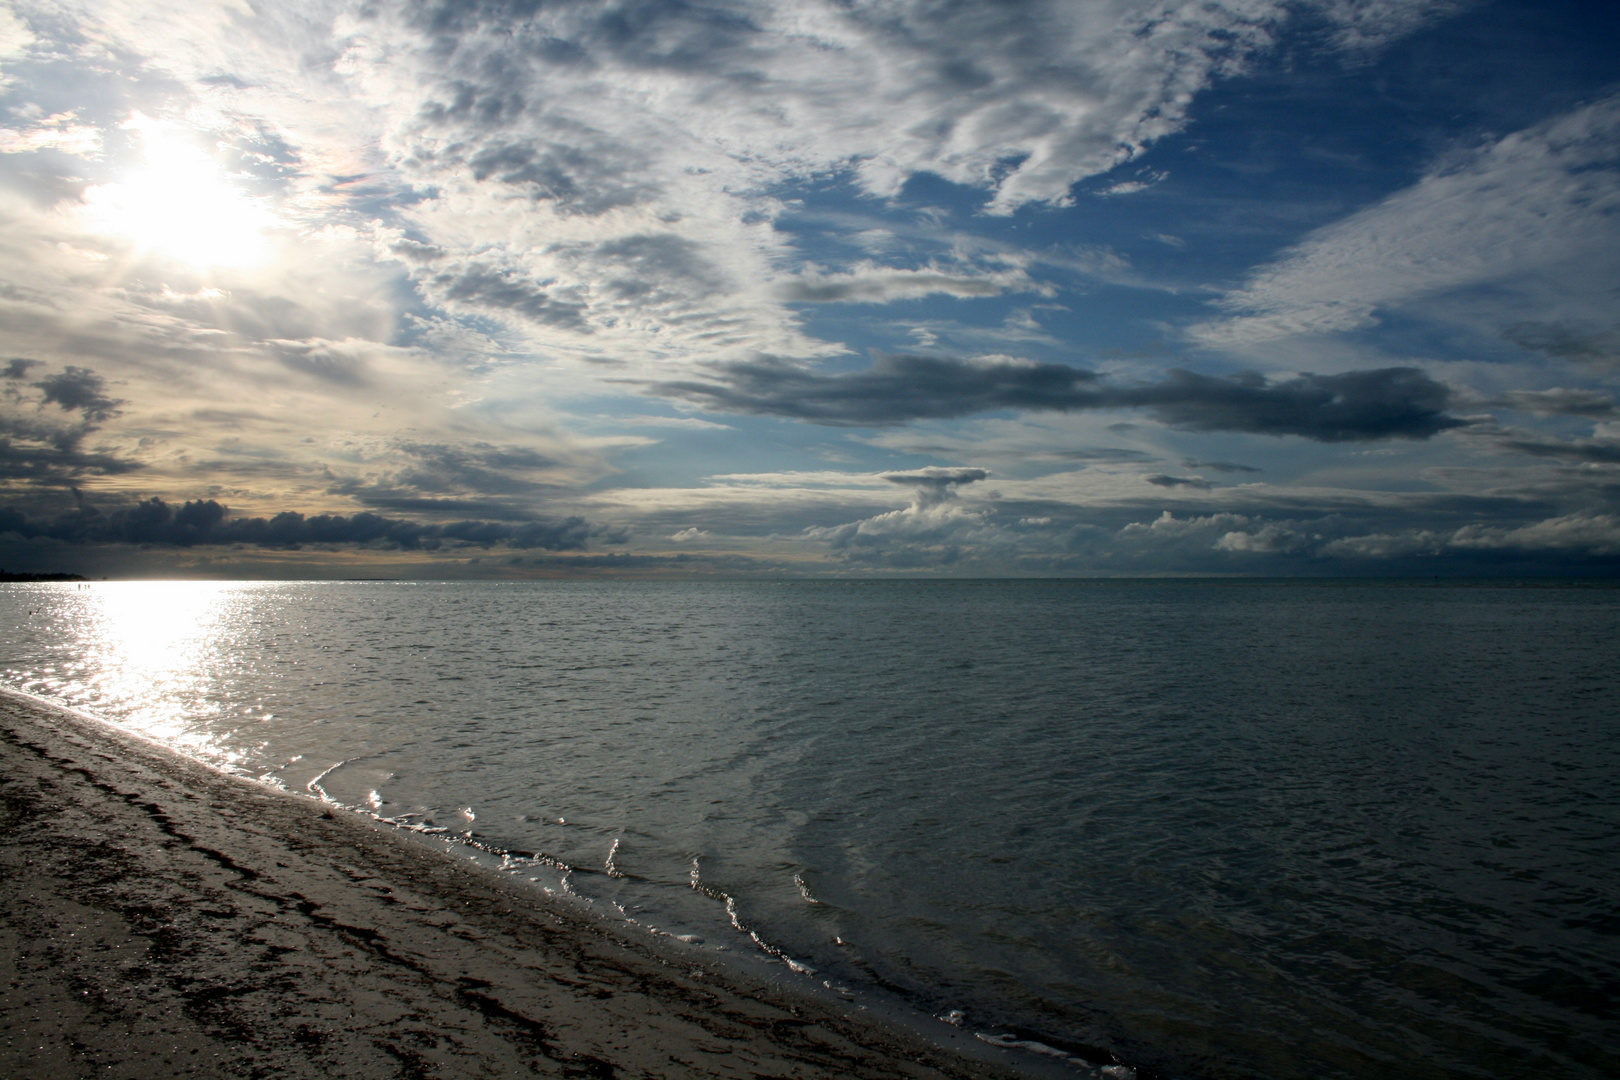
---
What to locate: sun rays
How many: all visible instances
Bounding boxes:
[82,114,279,269]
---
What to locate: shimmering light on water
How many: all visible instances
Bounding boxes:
[2,580,1617,1080]
[14,582,274,765]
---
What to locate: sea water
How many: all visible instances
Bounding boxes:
[1,579,1615,1079]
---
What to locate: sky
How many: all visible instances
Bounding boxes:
[1,0,1618,578]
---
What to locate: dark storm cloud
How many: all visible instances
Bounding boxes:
[3,359,40,380]
[427,263,589,328]
[33,366,123,423]
[648,353,1467,440]
[0,499,592,551]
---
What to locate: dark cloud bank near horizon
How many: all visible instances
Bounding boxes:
[0,498,592,553]
[650,354,1468,440]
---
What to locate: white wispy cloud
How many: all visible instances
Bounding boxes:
[0,112,100,155]
[0,2,33,90]
[323,0,1454,363]
[0,0,1464,395]
[1193,93,1620,350]
[777,261,1049,304]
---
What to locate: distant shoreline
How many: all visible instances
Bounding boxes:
[0,570,90,582]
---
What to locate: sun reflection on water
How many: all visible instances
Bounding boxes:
[68,581,261,768]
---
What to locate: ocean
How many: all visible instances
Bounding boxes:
[2,579,1615,1079]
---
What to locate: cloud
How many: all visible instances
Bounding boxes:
[1111,508,1620,567]
[1145,473,1214,489]
[1492,430,1620,465]
[385,237,448,264]
[464,136,661,217]
[1447,514,1620,557]
[804,465,999,566]
[313,437,598,522]
[0,434,141,485]
[1098,170,1168,196]
[778,263,1044,304]
[606,414,732,430]
[34,366,123,423]
[0,2,34,70]
[1183,458,1262,473]
[1053,448,1156,462]
[1195,94,1620,348]
[372,441,563,498]
[647,352,1098,425]
[1322,515,1620,560]
[0,363,133,489]
[569,456,1620,575]
[266,339,374,386]
[367,0,1443,218]
[1501,322,1620,368]
[0,122,103,156]
[1320,0,1471,51]
[881,466,989,500]
[1489,389,1616,419]
[424,262,590,330]
[650,352,1466,439]
[0,498,592,552]
[1136,367,1463,440]
[300,0,1466,371]
[1101,509,1302,568]
[860,416,1161,466]
[1118,509,1253,541]
[0,0,1579,580]
[1213,522,1307,552]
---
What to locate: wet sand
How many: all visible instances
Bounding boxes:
[0,689,1030,1080]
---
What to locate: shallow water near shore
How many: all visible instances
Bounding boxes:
[3,579,1617,1079]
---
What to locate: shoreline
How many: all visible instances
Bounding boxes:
[0,688,1074,1080]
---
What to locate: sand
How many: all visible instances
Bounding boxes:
[0,689,1036,1080]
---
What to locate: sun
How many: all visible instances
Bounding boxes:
[83,114,278,269]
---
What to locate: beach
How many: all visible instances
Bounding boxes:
[0,690,1030,1080]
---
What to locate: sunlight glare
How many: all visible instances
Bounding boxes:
[85,581,242,762]
[83,115,277,268]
